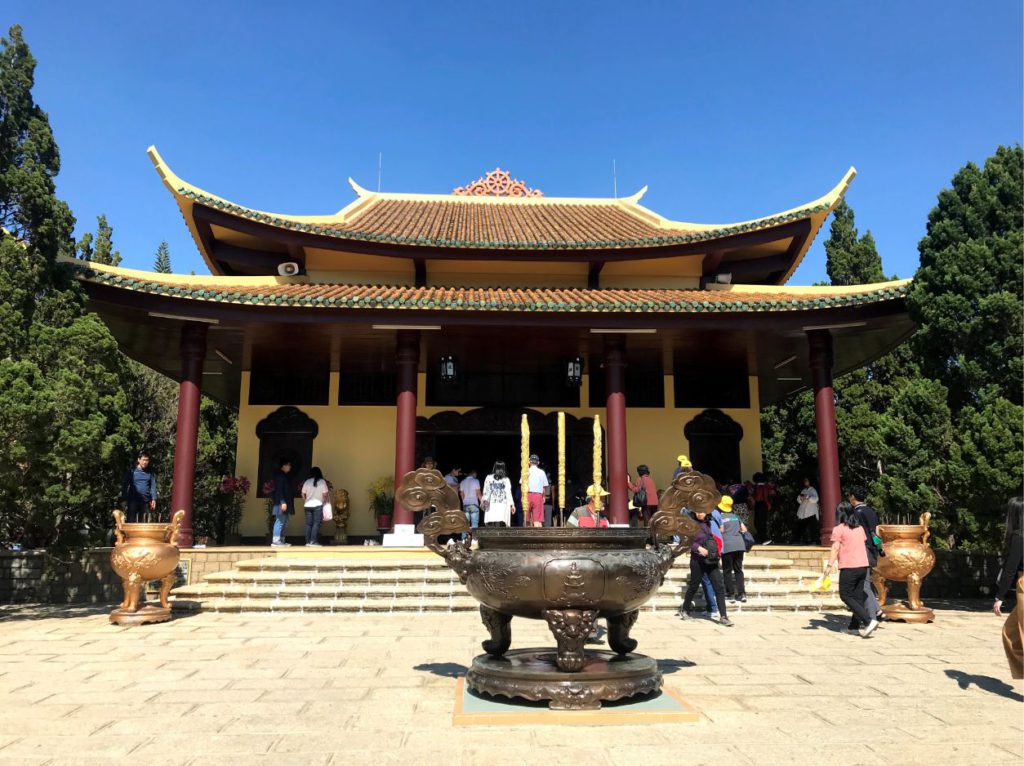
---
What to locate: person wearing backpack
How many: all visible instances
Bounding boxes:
[678,507,732,626]
[717,496,749,603]
[628,465,659,526]
[849,485,883,622]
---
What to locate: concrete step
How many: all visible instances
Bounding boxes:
[231,555,801,572]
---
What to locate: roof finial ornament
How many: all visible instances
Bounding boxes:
[453,168,543,197]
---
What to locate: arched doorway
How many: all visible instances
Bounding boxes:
[684,409,743,485]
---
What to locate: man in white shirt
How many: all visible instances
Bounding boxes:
[525,454,550,528]
[796,478,819,544]
[459,469,482,529]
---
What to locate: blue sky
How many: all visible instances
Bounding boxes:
[5,1,1022,282]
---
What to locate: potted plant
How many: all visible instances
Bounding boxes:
[217,475,250,545]
[368,475,395,532]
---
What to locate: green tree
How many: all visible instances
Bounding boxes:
[907,145,1023,410]
[153,240,171,273]
[94,215,118,265]
[764,151,1023,550]
[0,25,135,548]
[824,200,886,286]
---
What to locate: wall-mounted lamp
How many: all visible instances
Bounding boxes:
[566,356,584,387]
[440,355,458,383]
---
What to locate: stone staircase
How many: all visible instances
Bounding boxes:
[171,552,842,615]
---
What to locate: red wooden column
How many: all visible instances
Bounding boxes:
[808,329,841,545]
[604,334,630,525]
[393,330,420,525]
[170,323,207,548]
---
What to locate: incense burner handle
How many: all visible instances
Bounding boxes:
[417,509,473,583]
[648,468,721,573]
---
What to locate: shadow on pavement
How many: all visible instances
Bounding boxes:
[0,603,113,621]
[657,658,697,674]
[802,613,850,633]
[415,661,469,678]
[944,669,1024,702]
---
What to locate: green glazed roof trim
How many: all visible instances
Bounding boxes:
[75,265,910,315]
[178,186,830,251]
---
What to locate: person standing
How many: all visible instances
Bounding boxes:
[525,454,549,528]
[752,472,774,542]
[824,502,879,637]
[443,465,462,490]
[679,507,732,626]
[717,496,748,603]
[994,496,1023,679]
[567,485,611,528]
[797,478,820,544]
[459,468,482,530]
[628,465,659,526]
[482,461,514,527]
[121,452,157,523]
[300,466,330,547]
[270,458,293,547]
[848,485,882,621]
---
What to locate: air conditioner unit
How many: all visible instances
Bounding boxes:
[277,261,301,277]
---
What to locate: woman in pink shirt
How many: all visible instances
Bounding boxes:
[824,502,879,638]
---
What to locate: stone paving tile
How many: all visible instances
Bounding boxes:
[0,605,1018,765]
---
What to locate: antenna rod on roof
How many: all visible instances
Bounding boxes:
[613,159,618,199]
[377,152,382,192]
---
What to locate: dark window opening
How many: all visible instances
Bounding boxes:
[426,366,580,408]
[674,371,750,409]
[249,361,329,405]
[338,372,396,406]
[588,362,665,408]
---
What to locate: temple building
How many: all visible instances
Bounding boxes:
[71,150,914,545]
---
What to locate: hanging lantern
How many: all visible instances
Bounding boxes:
[440,355,458,382]
[565,356,584,387]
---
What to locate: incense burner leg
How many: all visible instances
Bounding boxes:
[872,571,888,610]
[123,572,143,612]
[542,608,598,672]
[158,573,176,609]
[607,610,640,655]
[906,572,923,611]
[479,605,512,658]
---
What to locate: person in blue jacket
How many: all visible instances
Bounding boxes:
[270,458,294,547]
[121,452,157,523]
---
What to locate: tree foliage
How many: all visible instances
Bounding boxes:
[0,25,134,548]
[763,147,1023,550]
[77,214,121,265]
[824,200,886,286]
[153,240,171,273]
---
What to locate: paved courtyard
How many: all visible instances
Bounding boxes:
[0,603,1020,765]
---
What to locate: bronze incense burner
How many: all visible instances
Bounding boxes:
[407,468,713,709]
[872,512,936,623]
[109,509,185,626]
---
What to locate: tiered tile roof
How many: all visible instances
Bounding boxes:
[75,263,910,314]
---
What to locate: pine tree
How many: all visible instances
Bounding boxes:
[0,26,135,548]
[90,214,121,265]
[153,240,171,273]
[824,200,885,285]
[908,145,1023,410]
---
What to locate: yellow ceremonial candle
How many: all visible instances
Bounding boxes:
[557,411,566,511]
[521,413,530,499]
[592,414,602,511]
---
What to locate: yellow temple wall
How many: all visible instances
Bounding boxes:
[233,372,763,538]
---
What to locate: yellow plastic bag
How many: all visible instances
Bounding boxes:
[811,574,832,592]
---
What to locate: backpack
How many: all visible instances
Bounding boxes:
[632,484,648,508]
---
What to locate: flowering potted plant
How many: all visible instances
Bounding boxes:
[368,475,395,531]
[217,475,250,545]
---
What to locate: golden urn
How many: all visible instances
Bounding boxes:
[872,511,936,623]
[109,509,185,626]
